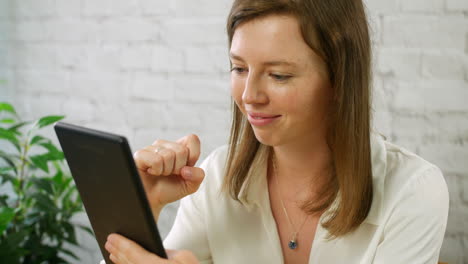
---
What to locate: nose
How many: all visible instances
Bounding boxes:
[242,73,268,105]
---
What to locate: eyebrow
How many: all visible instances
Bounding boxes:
[229,52,298,68]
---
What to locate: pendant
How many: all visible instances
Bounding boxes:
[288,240,298,250]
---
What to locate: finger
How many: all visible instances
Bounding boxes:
[176,134,201,167]
[146,144,188,175]
[106,233,166,264]
[157,148,175,176]
[181,166,205,194]
[134,149,164,175]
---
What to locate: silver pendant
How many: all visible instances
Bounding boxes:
[288,240,298,249]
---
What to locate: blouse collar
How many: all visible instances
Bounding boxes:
[237,132,387,226]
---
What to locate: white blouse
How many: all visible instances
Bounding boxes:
[163,133,449,264]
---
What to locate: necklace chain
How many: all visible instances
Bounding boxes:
[272,153,310,249]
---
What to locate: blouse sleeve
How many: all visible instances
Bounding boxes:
[373,166,449,264]
[162,152,214,264]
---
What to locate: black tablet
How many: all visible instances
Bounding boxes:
[54,122,167,263]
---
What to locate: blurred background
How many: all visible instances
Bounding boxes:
[0,0,466,263]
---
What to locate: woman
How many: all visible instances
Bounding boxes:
[103,0,449,263]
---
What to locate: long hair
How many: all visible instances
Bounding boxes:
[223,0,373,238]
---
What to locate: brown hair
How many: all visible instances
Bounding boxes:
[223,0,373,238]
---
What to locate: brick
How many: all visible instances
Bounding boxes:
[163,103,203,129]
[0,22,12,41]
[390,80,468,112]
[82,0,111,17]
[446,0,468,11]
[0,0,13,19]
[151,45,184,72]
[401,0,444,12]
[0,44,12,68]
[56,44,88,70]
[426,112,468,142]
[55,0,81,17]
[363,0,399,14]
[382,15,467,50]
[15,0,55,18]
[173,74,230,103]
[462,176,468,204]
[13,94,64,120]
[439,235,464,264]
[84,0,141,17]
[131,72,175,101]
[376,48,421,80]
[15,21,49,42]
[109,0,140,16]
[14,44,56,70]
[126,100,167,129]
[87,44,121,72]
[61,98,95,123]
[46,19,94,42]
[98,18,158,42]
[16,70,68,94]
[172,0,232,17]
[422,52,465,80]
[119,44,152,70]
[199,105,231,132]
[419,143,468,174]
[140,0,173,16]
[68,73,130,103]
[390,113,428,140]
[184,46,229,74]
[161,18,226,45]
[367,13,382,45]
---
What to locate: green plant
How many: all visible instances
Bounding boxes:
[0,102,93,263]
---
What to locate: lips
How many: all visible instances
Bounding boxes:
[247,112,282,126]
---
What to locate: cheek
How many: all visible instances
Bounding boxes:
[230,76,245,110]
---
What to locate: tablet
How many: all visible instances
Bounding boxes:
[54,122,167,263]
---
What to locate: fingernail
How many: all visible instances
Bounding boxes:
[183,167,192,179]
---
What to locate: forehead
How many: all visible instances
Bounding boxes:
[230,14,315,64]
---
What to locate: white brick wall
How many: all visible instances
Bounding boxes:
[0,0,466,263]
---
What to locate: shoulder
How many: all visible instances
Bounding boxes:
[382,139,447,197]
[372,135,449,224]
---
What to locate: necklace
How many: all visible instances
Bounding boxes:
[272,154,310,250]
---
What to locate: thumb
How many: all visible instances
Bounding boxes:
[176,134,201,167]
[181,166,205,193]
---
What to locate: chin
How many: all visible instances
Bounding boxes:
[252,128,278,147]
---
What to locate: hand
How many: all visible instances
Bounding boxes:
[105,233,199,264]
[133,134,205,220]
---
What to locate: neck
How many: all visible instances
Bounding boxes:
[270,132,332,200]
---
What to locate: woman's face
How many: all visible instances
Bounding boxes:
[230,14,332,147]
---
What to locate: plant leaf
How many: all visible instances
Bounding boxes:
[0,207,15,234]
[31,177,54,194]
[0,128,21,152]
[0,103,16,115]
[36,116,65,129]
[29,135,48,146]
[0,151,18,174]
[8,121,31,133]
[29,154,49,173]
[38,142,64,161]
[59,247,79,260]
[0,118,15,124]
[78,224,95,237]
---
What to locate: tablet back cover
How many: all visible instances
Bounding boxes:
[54,122,166,263]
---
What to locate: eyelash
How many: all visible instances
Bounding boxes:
[230,67,292,82]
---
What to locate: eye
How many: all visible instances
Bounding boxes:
[270,73,292,82]
[230,67,248,74]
